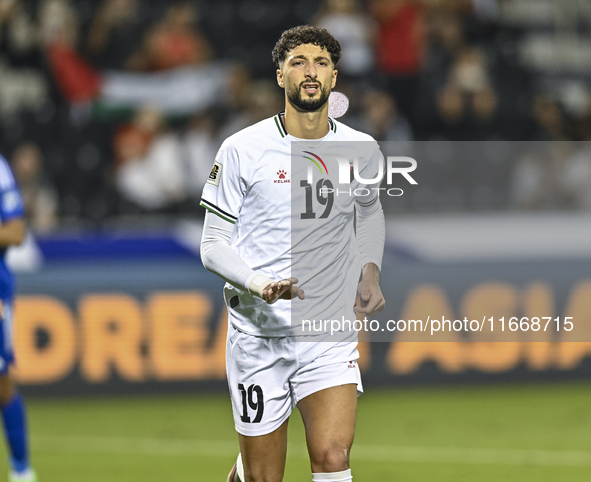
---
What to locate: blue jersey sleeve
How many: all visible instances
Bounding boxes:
[0,156,24,223]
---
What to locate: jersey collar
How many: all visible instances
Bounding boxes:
[274,112,337,139]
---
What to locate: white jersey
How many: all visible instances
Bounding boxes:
[201,113,383,336]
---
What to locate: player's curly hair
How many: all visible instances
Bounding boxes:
[272,25,341,68]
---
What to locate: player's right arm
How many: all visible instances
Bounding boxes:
[199,143,303,304]
[200,211,304,303]
[0,156,26,248]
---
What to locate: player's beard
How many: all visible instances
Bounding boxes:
[287,80,331,112]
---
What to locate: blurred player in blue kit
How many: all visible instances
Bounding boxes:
[0,153,37,482]
[201,26,385,482]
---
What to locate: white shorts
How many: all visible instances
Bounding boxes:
[226,321,363,437]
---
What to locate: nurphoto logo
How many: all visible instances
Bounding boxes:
[314,155,418,198]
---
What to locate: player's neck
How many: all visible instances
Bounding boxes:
[283,103,330,140]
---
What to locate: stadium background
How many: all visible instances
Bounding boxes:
[1,0,591,480]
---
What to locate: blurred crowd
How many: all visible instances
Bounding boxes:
[0,0,590,229]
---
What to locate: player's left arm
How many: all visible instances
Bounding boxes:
[0,218,25,247]
[354,142,386,315]
[354,197,386,316]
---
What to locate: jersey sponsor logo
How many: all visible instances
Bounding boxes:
[207,161,223,187]
[348,360,356,368]
[274,169,290,184]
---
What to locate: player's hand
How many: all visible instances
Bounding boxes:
[261,278,305,304]
[354,264,385,316]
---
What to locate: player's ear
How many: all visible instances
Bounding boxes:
[331,68,338,89]
[276,68,285,88]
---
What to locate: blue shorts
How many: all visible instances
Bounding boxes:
[0,299,14,374]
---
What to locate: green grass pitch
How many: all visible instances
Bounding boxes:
[2,382,591,481]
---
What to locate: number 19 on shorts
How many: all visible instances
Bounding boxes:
[238,384,264,423]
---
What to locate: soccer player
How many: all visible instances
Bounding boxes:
[200,26,385,482]
[0,153,37,482]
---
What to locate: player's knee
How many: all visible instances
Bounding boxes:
[312,446,350,473]
[0,376,14,405]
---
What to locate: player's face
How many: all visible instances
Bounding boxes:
[277,44,337,112]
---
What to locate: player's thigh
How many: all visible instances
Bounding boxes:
[297,383,357,473]
[238,418,289,482]
[0,373,12,404]
[226,324,295,436]
[226,323,296,480]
